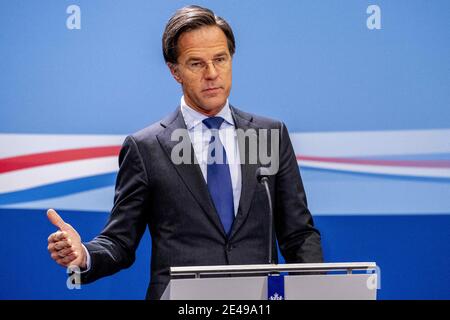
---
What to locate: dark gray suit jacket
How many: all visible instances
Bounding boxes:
[81,106,323,299]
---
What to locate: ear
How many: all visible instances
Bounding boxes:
[167,63,183,84]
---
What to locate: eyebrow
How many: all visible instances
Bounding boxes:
[186,51,229,62]
[213,51,228,58]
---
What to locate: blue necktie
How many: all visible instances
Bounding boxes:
[203,117,235,236]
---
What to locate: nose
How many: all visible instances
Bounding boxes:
[204,61,219,80]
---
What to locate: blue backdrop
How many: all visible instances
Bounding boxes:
[1,0,449,299]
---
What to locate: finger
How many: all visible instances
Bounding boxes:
[54,240,71,251]
[47,242,56,252]
[56,254,75,266]
[51,231,68,242]
[51,251,68,261]
[51,250,75,261]
[56,258,70,267]
[47,209,66,230]
[48,231,61,243]
[57,246,75,258]
[57,252,78,265]
[48,232,57,243]
[65,251,78,262]
[47,231,67,243]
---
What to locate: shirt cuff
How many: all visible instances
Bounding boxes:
[81,244,91,273]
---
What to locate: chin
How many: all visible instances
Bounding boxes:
[206,95,227,107]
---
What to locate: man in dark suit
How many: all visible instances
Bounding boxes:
[47,5,323,300]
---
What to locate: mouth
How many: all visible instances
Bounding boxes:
[202,87,222,93]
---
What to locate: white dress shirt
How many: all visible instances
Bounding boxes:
[180,96,242,216]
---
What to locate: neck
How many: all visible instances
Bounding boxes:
[183,99,227,117]
[192,105,224,117]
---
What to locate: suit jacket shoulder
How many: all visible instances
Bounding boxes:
[231,106,284,131]
[130,108,180,144]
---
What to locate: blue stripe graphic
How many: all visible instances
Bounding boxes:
[301,167,450,183]
[0,173,117,205]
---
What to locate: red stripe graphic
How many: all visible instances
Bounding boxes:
[1,148,449,175]
[0,146,121,174]
[297,155,450,168]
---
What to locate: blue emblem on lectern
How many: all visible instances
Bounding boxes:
[268,274,285,300]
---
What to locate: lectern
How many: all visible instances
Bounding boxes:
[161,262,378,300]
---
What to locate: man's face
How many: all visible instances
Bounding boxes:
[169,26,232,116]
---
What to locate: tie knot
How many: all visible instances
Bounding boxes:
[203,117,225,130]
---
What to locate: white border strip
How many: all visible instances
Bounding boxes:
[0,157,118,193]
[0,134,125,158]
[291,129,450,157]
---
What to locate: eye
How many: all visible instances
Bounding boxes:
[215,57,226,63]
[189,61,203,68]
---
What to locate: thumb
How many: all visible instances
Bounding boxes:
[47,208,66,230]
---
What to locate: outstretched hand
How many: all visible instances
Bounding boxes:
[47,209,87,269]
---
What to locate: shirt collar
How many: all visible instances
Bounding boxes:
[180,96,235,130]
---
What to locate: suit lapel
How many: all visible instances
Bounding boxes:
[156,108,226,237]
[229,106,259,239]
